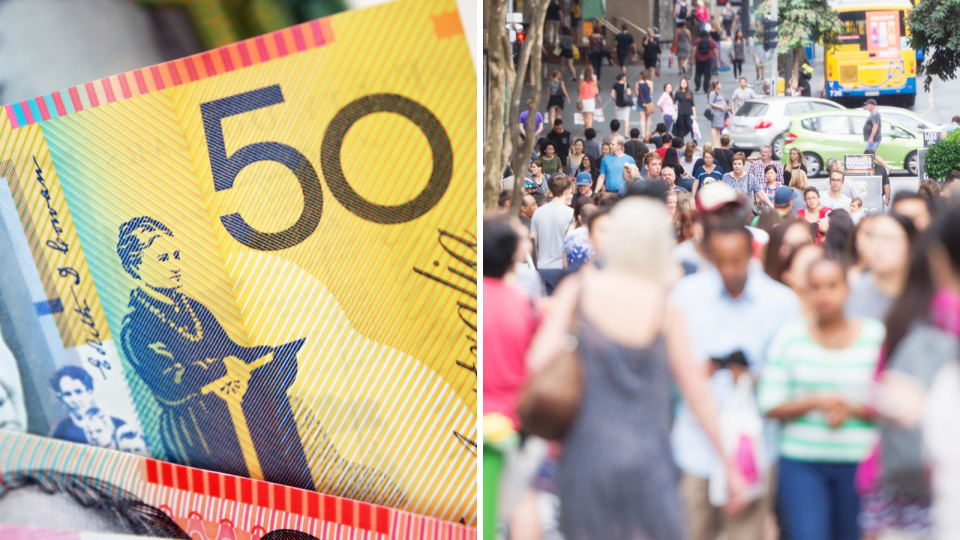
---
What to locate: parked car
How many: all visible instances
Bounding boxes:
[876,105,942,133]
[729,96,844,160]
[784,109,922,177]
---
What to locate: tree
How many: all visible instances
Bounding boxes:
[909,0,960,92]
[924,129,960,181]
[756,0,843,83]
[482,0,550,213]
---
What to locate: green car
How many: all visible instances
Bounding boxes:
[783,109,922,177]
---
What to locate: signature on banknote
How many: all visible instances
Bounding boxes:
[32,156,69,254]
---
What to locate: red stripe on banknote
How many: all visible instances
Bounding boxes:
[255,36,269,62]
[169,62,182,87]
[68,87,83,112]
[273,482,286,512]
[207,470,220,498]
[324,494,337,522]
[240,477,254,504]
[292,25,307,52]
[134,70,148,94]
[310,20,325,47]
[191,467,204,493]
[185,57,199,82]
[144,459,158,484]
[101,78,116,103]
[118,74,132,99]
[201,52,215,78]
[357,502,370,530]
[376,506,390,534]
[274,31,289,57]
[19,101,33,124]
[306,490,320,519]
[84,82,99,107]
[220,48,235,72]
[5,104,17,127]
[160,461,174,488]
[290,485,302,515]
[257,480,269,508]
[36,97,50,121]
[150,66,166,90]
[175,464,188,489]
[342,499,354,527]
[238,41,253,67]
[224,475,237,501]
[52,92,67,116]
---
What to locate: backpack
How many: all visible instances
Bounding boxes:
[678,3,687,20]
[697,37,712,55]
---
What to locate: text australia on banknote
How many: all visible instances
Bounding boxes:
[0,0,476,525]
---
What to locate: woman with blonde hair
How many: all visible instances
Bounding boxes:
[620,163,642,195]
[788,168,809,216]
[527,197,746,539]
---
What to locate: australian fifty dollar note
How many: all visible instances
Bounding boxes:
[0,0,477,525]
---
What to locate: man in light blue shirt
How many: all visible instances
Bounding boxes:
[597,135,636,194]
[670,219,802,540]
[945,115,960,133]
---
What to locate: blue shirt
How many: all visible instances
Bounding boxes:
[669,266,802,478]
[599,153,636,192]
[946,122,959,133]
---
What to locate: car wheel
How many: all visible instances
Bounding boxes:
[902,94,916,108]
[906,151,918,176]
[804,152,823,177]
[771,135,784,161]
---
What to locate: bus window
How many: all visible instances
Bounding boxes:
[838,10,905,52]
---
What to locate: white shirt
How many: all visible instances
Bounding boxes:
[821,192,852,212]
[924,360,960,540]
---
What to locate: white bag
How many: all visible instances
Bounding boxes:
[691,121,701,141]
[708,373,768,507]
[574,109,604,125]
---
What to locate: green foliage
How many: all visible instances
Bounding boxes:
[923,129,960,181]
[908,0,960,92]
[756,0,843,55]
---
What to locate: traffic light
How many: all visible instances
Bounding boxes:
[517,31,525,43]
[763,19,778,51]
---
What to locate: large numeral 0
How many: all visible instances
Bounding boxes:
[200,85,322,251]
[321,94,453,224]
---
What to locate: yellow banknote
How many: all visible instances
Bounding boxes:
[0,0,476,526]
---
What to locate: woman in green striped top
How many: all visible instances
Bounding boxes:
[758,258,883,540]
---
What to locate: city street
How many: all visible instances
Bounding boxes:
[520,36,960,182]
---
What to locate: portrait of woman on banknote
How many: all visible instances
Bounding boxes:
[116,216,316,490]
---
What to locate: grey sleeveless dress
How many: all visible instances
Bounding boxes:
[558,306,685,540]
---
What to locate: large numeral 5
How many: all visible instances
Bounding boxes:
[200,85,322,251]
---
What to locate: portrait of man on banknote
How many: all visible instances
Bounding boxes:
[116,216,317,490]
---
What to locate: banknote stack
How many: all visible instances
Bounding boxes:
[0,0,476,535]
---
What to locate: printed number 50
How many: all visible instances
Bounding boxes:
[200,85,453,251]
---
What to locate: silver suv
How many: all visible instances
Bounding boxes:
[729,96,844,160]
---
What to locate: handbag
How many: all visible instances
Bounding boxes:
[553,46,562,56]
[645,102,655,114]
[517,282,584,440]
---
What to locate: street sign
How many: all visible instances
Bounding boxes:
[844,154,875,176]
[923,130,944,147]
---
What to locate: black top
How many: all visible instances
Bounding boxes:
[674,91,694,116]
[615,32,635,55]
[713,148,734,172]
[875,163,890,188]
[547,129,572,161]
[643,38,661,61]
[614,83,631,107]
[546,1,561,20]
[783,162,808,184]
[624,140,645,164]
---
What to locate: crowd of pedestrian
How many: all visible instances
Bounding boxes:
[487,131,960,539]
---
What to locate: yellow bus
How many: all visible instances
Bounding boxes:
[825,0,918,106]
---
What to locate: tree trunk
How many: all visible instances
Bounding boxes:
[482,0,510,212]
[791,44,804,84]
[508,0,551,216]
